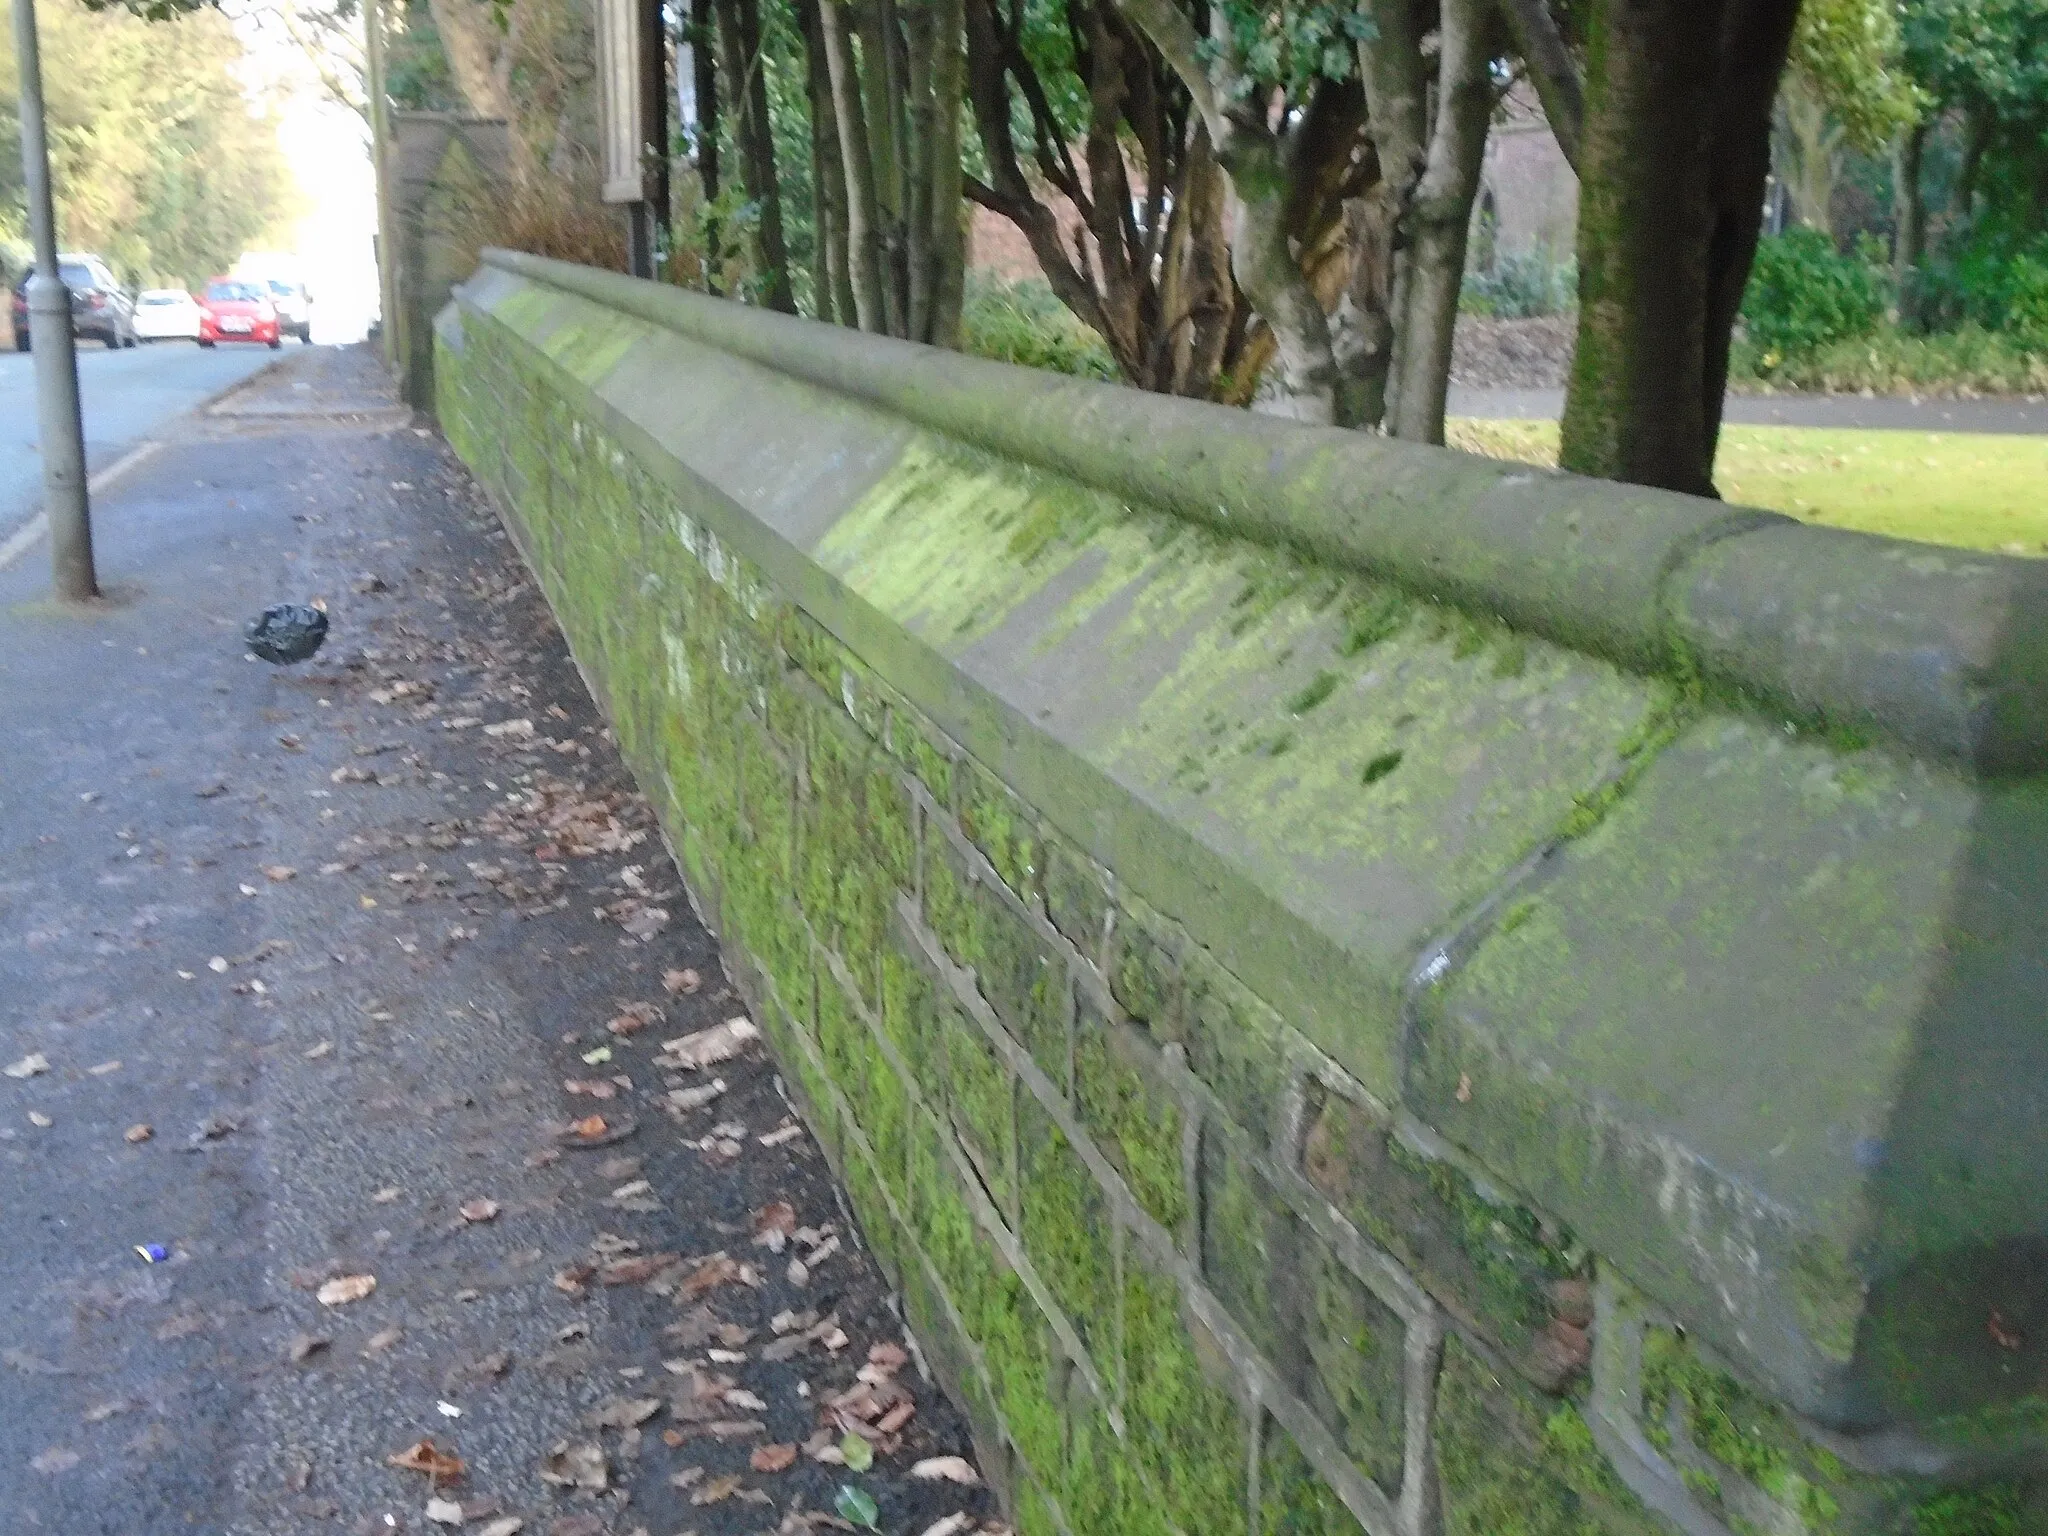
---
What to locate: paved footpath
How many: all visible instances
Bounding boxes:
[0,346,997,1536]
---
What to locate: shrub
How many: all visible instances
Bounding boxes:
[1740,228,1887,365]
[1727,320,2048,396]
[1461,252,1576,318]
[960,273,1117,379]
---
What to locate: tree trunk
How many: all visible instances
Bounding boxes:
[1952,105,1991,226]
[819,0,887,330]
[691,0,723,293]
[1559,0,1799,494]
[798,0,853,322]
[1385,0,1496,443]
[925,0,967,345]
[855,0,909,332]
[902,0,936,340]
[715,0,796,312]
[1781,73,1839,236]
[1224,142,1341,425]
[1331,185,1398,430]
[1892,118,1926,327]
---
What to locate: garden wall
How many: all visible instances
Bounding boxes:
[437,250,2048,1536]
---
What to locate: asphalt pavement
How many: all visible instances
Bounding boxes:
[0,340,285,540]
[1446,383,2048,433]
[0,346,997,1536]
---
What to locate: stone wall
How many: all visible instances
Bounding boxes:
[437,251,2048,1536]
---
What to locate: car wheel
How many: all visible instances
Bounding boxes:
[268,336,283,350]
[105,330,122,349]
[198,339,216,349]
[123,330,137,348]
[11,331,26,353]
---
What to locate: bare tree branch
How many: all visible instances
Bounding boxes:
[1495,0,1584,171]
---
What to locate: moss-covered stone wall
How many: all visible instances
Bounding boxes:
[436,255,2048,1535]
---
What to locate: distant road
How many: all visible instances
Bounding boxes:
[1447,385,2048,434]
[0,341,282,537]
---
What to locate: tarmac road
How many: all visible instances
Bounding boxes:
[0,340,283,539]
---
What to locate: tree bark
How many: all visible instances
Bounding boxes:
[1496,0,1583,173]
[1386,0,1497,443]
[1559,0,1800,494]
[1892,119,1926,329]
[1781,72,1840,236]
[798,0,853,322]
[925,0,967,345]
[819,0,887,330]
[715,0,796,312]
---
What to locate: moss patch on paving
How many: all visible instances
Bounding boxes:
[1447,418,2048,557]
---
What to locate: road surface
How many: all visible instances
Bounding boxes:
[0,341,282,538]
[1447,384,2048,433]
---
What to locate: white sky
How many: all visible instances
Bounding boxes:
[226,0,380,342]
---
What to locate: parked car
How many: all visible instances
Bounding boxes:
[263,278,312,342]
[132,288,204,342]
[9,252,138,351]
[197,277,282,349]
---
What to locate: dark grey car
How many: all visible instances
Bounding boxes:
[9,253,138,352]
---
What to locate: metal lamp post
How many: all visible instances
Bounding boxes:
[11,0,95,601]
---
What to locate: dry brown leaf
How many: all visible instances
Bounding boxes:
[538,1439,607,1490]
[751,1202,798,1246]
[868,1341,909,1374]
[386,1438,465,1482]
[691,1473,743,1506]
[459,1198,501,1223]
[912,1455,981,1486]
[662,967,701,995]
[677,1252,744,1300]
[562,1078,616,1100]
[596,1252,680,1286]
[364,1326,403,1354]
[752,1442,798,1473]
[877,1400,916,1434]
[589,1395,663,1429]
[316,1274,377,1306]
[124,1124,153,1144]
[658,1017,760,1071]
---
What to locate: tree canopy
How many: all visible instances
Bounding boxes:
[1,0,298,284]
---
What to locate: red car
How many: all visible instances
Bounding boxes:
[197,277,283,349]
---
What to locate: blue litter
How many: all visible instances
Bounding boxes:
[136,1243,169,1264]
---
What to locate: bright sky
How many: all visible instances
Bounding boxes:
[226,0,379,343]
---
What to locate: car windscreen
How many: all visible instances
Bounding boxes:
[59,263,94,289]
[268,281,299,297]
[138,293,186,306]
[204,282,262,303]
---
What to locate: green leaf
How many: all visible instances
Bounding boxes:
[834,1483,880,1529]
[840,1433,875,1472]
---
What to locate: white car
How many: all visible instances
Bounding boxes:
[263,280,312,342]
[132,288,203,342]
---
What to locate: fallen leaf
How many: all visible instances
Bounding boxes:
[877,1401,915,1434]
[912,1456,981,1486]
[88,1060,121,1076]
[386,1438,465,1482]
[839,1434,874,1472]
[579,1045,612,1065]
[758,1122,804,1147]
[920,1517,975,1536]
[658,1017,760,1071]
[752,1443,798,1473]
[317,1274,377,1306]
[562,1079,616,1100]
[263,865,297,882]
[364,1327,403,1355]
[545,1517,605,1536]
[287,1333,331,1363]
[4,1053,50,1079]
[677,1252,746,1300]
[538,1440,607,1490]
[662,968,701,994]
[619,905,669,942]
[425,1496,465,1525]
[31,1447,80,1474]
[868,1342,909,1374]
[589,1395,663,1429]
[834,1484,879,1529]
[373,1186,402,1203]
[596,1253,679,1286]
[459,1198,501,1223]
[725,1387,768,1412]
[692,1473,744,1506]
[476,1520,524,1536]
[752,1201,798,1247]
[124,1124,153,1144]
[304,1040,334,1059]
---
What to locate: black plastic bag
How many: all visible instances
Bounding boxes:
[245,603,329,665]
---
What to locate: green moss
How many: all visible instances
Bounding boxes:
[947,1015,1018,1216]
[1017,1097,1118,1383]
[1286,670,1342,716]
[1641,1328,1847,1532]
[1909,1484,2026,1536]
[1073,1018,1189,1232]
[1435,1336,1662,1536]
[1361,749,1404,786]
[1338,588,1412,655]
[1260,1417,1358,1536]
[1121,1261,1249,1534]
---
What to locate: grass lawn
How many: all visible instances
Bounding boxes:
[1445,419,2048,557]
